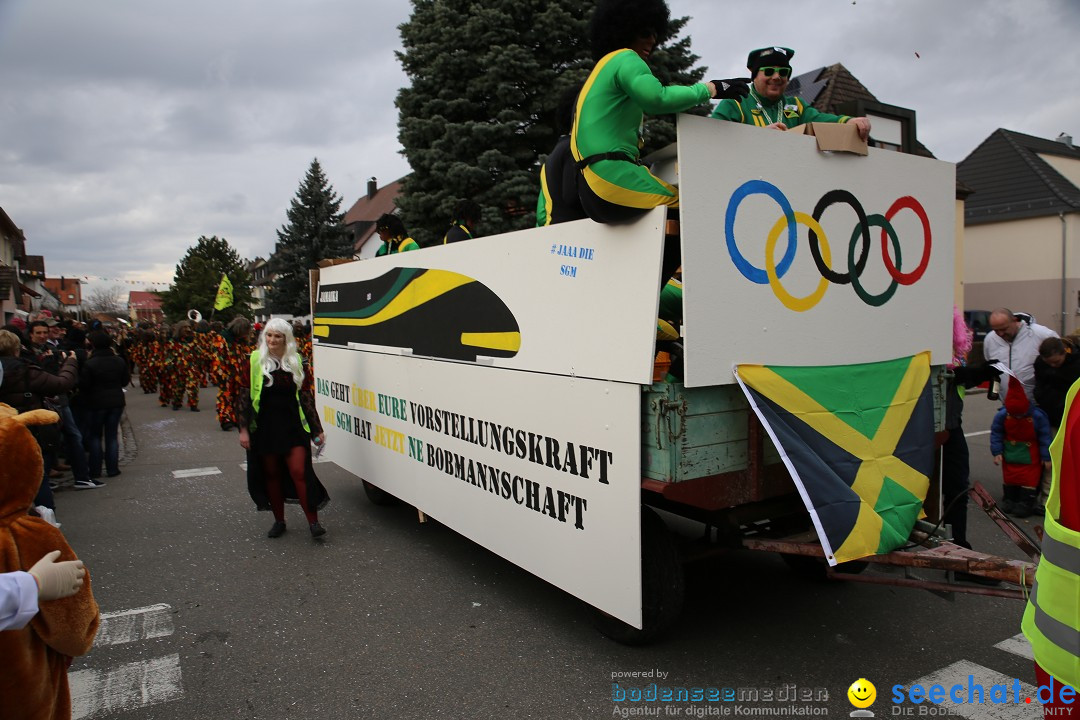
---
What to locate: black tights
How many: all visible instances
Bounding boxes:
[262,446,317,525]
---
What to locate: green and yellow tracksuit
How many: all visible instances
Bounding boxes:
[710,93,850,128]
[375,236,419,256]
[571,49,710,222]
[537,135,586,227]
[443,224,472,245]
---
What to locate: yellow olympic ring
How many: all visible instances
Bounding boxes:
[765,212,831,313]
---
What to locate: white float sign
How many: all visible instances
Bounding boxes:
[676,114,955,387]
[312,211,665,386]
[314,346,643,627]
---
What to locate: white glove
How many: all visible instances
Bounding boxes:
[28,550,86,601]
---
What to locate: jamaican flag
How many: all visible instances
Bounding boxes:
[735,352,935,565]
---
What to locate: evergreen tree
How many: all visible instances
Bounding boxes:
[395,0,708,244]
[159,236,252,322]
[268,158,351,315]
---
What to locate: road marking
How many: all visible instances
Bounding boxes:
[172,467,221,478]
[994,633,1035,661]
[909,659,1040,719]
[70,653,183,719]
[96,603,174,647]
[965,430,991,438]
[240,458,330,470]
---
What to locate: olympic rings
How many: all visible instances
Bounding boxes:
[726,180,797,284]
[724,180,932,310]
[766,212,830,312]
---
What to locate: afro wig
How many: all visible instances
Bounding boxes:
[588,0,671,62]
[375,213,407,238]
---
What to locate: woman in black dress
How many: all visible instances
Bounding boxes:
[237,319,328,538]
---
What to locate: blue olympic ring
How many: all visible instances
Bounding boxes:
[725,180,797,285]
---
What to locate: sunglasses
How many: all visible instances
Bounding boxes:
[758,66,792,78]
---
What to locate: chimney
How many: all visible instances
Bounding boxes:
[1056,132,1074,150]
[367,177,378,199]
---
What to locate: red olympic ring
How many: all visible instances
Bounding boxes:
[881,196,931,286]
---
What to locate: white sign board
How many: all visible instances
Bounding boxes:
[314,210,665,385]
[314,346,643,628]
[677,114,955,387]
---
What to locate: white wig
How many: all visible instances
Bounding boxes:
[256,318,304,386]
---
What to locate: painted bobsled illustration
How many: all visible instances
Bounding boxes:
[312,267,521,362]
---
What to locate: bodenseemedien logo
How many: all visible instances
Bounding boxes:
[848,678,877,718]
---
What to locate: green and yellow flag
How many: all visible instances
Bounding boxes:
[735,352,935,565]
[214,274,233,311]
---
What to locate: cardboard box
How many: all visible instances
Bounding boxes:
[789,121,868,155]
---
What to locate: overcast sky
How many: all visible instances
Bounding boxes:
[1,0,1077,296]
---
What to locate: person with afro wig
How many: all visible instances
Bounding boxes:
[570,0,749,227]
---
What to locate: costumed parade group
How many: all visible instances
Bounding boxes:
[0,0,1075,718]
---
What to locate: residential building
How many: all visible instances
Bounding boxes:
[0,207,28,323]
[18,255,52,312]
[42,277,83,318]
[128,290,164,324]
[245,256,273,322]
[957,130,1080,335]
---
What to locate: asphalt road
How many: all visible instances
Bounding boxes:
[52,384,1046,720]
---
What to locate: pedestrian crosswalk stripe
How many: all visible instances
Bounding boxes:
[909,659,1040,720]
[994,633,1035,661]
[70,653,183,719]
[96,603,174,647]
[172,467,221,478]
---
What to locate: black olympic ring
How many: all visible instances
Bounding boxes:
[808,189,871,285]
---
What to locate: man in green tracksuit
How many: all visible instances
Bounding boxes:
[570,0,750,225]
[710,46,871,139]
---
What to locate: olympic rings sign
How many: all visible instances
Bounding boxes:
[724,180,932,312]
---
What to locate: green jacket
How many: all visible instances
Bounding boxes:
[710,93,850,128]
[572,49,710,164]
[375,236,419,256]
[248,350,310,434]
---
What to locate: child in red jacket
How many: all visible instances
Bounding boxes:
[990,379,1053,518]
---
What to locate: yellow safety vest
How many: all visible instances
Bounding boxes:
[248,350,310,434]
[1021,382,1080,690]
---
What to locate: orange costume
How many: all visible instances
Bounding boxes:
[0,403,99,720]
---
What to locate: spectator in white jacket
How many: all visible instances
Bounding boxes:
[983,308,1058,401]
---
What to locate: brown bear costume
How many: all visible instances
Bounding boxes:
[0,403,99,720]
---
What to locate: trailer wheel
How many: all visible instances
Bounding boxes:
[780,553,869,579]
[591,507,684,645]
[362,480,399,506]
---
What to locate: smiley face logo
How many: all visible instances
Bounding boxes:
[848,678,876,708]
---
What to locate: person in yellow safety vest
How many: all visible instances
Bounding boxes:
[374,214,419,256]
[1021,377,1080,713]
